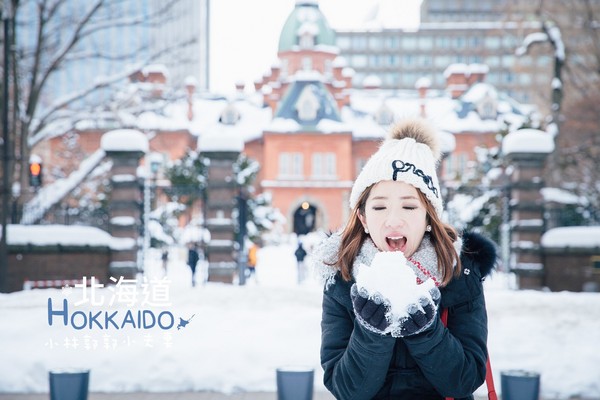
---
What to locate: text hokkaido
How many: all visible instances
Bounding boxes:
[47,298,175,330]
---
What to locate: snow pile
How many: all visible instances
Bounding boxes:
[0,244,598,398]
[5,224,135,250]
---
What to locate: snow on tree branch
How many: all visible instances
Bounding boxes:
[21,149,108,224]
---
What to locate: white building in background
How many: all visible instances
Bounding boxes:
[149,0,210,90]
[16,0,209,108]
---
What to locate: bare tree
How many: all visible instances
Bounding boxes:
[0,0,199,291]
[515,0,600,216]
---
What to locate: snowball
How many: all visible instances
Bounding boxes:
[355,251,435,318]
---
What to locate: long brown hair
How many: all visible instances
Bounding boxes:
[335,184,462,286]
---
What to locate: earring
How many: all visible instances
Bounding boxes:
[364,227,369,234]
[426,225,432,232]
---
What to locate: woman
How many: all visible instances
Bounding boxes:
[313,118,496,399]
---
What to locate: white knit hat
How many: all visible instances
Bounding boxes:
[349,118,443,216]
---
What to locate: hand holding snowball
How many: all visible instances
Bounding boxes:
[351,251,441,337]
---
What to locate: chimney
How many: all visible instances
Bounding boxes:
[444,63,469,99]
[235,80,245,93]
[270,62,281,83]
[142,64,168,98]
[254,79,264,92]
[185,76,197,121]
[415,77,431,118]
[363,74,382,90]
[467,63,489,86]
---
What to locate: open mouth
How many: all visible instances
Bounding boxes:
[386,236,407,252]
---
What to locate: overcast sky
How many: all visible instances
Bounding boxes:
[209,0,421,93]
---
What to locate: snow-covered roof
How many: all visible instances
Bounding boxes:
[82,67,533,149]
[541,187,588,206]
[198,125,244,153]
[415,77,431,89]
[502,129,554,155]
[541,227,600,249]
[6,224,135,250]
[101,129,149,153]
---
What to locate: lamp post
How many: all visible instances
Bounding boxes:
[0,0,13,293]
[139,153,161,277]
[236,190,247,286]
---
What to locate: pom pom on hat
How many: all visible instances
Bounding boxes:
[349,118,444,216]
[388,118,442,161]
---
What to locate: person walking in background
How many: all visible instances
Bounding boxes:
[294,241,308,284]
[247,242,258,280]
[187,243,200,287]
[312,118,497,399]
[161,248,169,277]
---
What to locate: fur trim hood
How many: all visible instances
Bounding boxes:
[460,231,497,277]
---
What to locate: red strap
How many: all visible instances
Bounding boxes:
[441,308,497,400]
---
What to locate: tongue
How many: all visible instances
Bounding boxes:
[387,237,406,251]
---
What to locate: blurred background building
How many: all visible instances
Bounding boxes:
[334,0,552,108]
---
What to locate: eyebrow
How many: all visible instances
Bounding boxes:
[371,195,419,201]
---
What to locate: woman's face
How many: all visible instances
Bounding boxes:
[358,180,428,258]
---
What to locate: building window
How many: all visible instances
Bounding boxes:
[356,158,368,177]
[504,72,515,83]
[470,36,483,48]
[351,54,368,68]
[443,153,469,180]
[518,74,532,85]
[369,55,381,67]
[324,60,333,78]
[418,55,432,67]
[435,36,450,48]
[336,36,351,50]
[279,152,303,179]
[402,36,418,50]
[485,36,501,49]
[485,56,500,67]
[502,55,515,67]
[434,56,451,68]
[538,55,551,67]
[352,35,367,50]
[302,57,312,71]
[419,36,433,50]
[454,36,466,48]
[296,84,320,121]
[368,36,382,50]
[312,152,337,179]
[386,36,399,49]
[299,32,314,48]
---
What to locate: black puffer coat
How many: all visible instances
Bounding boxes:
[320,232,497,400]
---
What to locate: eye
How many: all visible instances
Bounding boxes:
[403,205,419,210]
[372,206,386,211]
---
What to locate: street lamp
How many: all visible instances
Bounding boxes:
[236,190,248,286]
[139,152,162,277]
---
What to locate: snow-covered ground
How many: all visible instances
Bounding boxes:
[0,241,599,399]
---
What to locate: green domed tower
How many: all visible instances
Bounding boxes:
[278,0,336,52]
